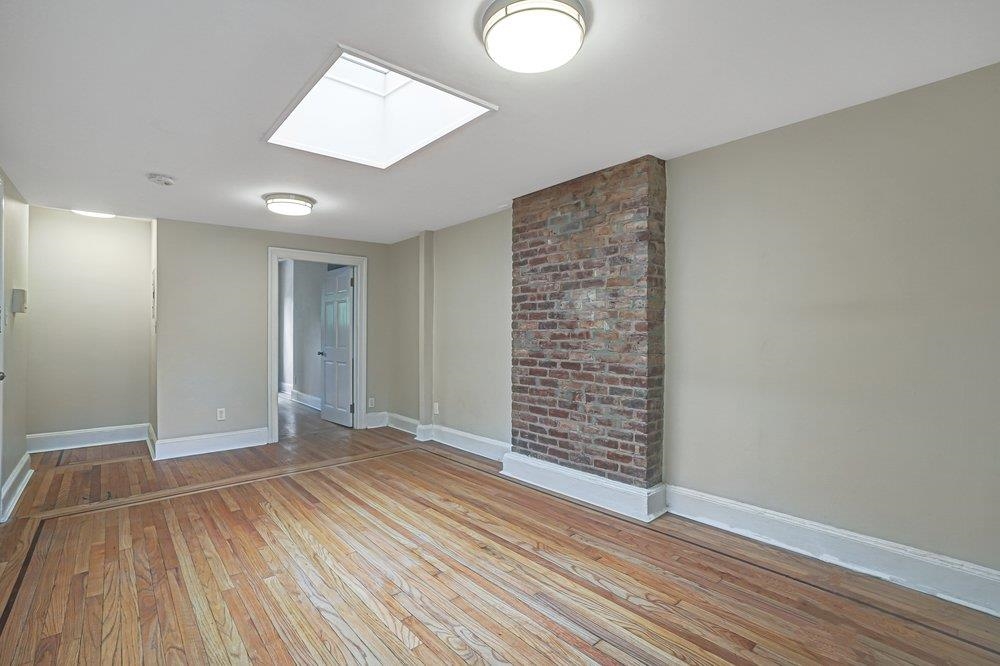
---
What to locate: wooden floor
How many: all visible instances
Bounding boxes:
[0,424,997,663]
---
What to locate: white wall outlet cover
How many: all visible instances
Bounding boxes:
[433,402,440,415]
[368,397,375,408]
[216,408,226,421]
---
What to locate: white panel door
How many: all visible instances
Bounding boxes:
[321,267,353,427]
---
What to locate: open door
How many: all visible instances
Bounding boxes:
[320,266,354,427]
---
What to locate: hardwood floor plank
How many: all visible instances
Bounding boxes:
[0,422,996,664]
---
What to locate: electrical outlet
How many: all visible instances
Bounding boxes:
[368,397,375,408]
[433,402,440,415]
[217,408,226,421]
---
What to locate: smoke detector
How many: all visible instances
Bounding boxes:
[147,172,175,186]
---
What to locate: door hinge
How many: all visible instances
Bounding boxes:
[350,277,355,287]
[350,403,355,414]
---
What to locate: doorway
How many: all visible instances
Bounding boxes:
[267,248,367,443]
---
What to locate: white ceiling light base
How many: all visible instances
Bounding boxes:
[482,0,587,73]
[263,193,316,216]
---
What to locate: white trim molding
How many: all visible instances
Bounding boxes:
[153,427,269,461]
[27,423,150,453]
[1,453,33,522]
[384,416,511,461]
[666,485,1000,617]
[365,411,389,428]
[288,390,321,411]
[146,423,158,459]
[387,413,419,435]
[267,247,368,443]
[429,424,510,461]
[501,452,667,522]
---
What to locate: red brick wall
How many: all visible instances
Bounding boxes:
[511,156,666,487]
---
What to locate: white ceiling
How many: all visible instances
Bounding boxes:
[1,0,999,243]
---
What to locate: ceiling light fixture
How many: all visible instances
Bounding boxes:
[71,210,116,218]
[263,193,316,216]
[482,0,587,73]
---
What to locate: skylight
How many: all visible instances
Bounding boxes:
[268,49,496,169]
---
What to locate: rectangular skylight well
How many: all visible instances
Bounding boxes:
[268,48,496,169]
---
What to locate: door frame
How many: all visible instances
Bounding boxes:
[267,247,368,443]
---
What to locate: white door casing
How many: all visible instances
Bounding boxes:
[267,248,367,443]
[321,267,353,427]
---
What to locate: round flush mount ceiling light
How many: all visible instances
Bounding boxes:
[263,193,316,216]
[71,210,116,219]
[482,0,587,73]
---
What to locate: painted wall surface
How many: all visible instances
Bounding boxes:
[154,219,390,439]
[432,210,512,442]
[27,207,151,434]
[1,166,29,485]
[277,260,293,392]
[665,63,1000,568]
[149,219,158,435]
[388,236,419,419]
[291,261,327,399]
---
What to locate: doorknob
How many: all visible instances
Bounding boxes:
[317,351,326,356]
[0,371,5,381]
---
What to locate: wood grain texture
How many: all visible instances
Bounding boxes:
[0,421,996,663]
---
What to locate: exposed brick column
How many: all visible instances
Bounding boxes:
[511,156,666,488]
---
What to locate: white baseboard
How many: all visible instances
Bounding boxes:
[666,485,1000,617]
[501,452,667,522]
[383,416,512,462]
[429,424,510,461]
[153,427,269,461]
[387,413,419,435]
[288,390,321,410]
[365,411,389,428]
[146,424,158,459]
[1,453,33,522]
[27,423,150,453]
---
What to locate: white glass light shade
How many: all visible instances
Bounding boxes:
[483,0,587,74]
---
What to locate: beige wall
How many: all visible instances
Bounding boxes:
[665,63,1000,569]
[277,259,326,400]
[388,236,419,419]
[1,166,29,485]
[291,261,327,399]
[277,260,293,391]
[149,219,157,434]
[27,207,151,434]
[155,219,392,439]
[432,210,512,441]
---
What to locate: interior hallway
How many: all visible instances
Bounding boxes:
[278,393,347,440]
[0,427,996,663]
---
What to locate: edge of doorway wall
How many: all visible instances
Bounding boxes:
[266,247,368,443]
